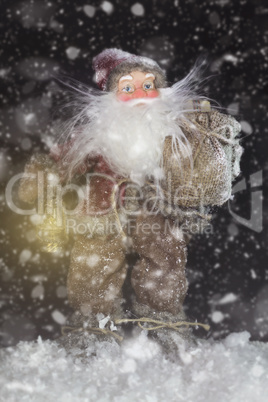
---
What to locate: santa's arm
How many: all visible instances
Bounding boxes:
[49,141,98,177]
[18,153,58,204]
[18,142,98,204]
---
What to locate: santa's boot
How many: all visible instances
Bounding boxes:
[56,310,124,359]
[130,267,195,357]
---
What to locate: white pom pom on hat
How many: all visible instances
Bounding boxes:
[92,48,167,91]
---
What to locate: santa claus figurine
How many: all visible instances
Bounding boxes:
[19,48,242,351]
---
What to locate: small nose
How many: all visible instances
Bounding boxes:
[132,88,147,99]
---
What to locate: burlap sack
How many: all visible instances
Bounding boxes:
[161,110,242,208]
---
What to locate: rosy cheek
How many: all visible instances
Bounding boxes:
[117,93,132,102]
[147,90,159,98]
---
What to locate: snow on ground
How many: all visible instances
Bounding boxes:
[0,331,267,402]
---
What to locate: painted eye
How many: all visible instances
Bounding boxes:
[143,81,154,91]
[122,83,135,93]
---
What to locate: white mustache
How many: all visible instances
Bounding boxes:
[122,97,159,107]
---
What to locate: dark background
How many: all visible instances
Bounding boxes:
[0,0,267,346]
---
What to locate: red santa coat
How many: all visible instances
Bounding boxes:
[50,143,125,216]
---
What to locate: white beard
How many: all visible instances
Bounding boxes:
[58,76,204,184]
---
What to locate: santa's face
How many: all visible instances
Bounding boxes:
[62,71,192,185]
[116,70,159,102]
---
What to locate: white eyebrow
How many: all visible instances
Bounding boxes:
[145,73,155,79]
[119,75,133,82]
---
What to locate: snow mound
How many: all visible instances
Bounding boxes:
[0,331,267,402]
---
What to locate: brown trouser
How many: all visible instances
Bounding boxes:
[68,234,128,316]
[67,213,188,318]
[131,213,188,316]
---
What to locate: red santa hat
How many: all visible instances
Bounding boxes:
[92,48,167,91]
